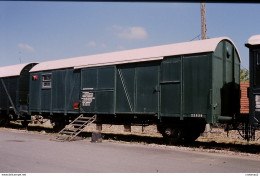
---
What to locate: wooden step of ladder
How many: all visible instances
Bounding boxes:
[55,114,96,142]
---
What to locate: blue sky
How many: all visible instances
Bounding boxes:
[0,2,259,69]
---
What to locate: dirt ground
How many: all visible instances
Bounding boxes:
[31,120,260,145]
[85,123,260,144]
[83,123,260,157]
[2,120,260,157]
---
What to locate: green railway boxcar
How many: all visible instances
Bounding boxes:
[29,37,240,141]
[0,63,37,126]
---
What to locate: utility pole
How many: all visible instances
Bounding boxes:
[201,2,211,138]
[201,2,210,137]
[201,2,207,40]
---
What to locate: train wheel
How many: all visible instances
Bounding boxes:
[158,126,183,144]
[167,128,183,144]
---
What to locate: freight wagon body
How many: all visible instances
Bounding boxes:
[29,37,240,140]
[246,35,260,128]
[0,63,37,126]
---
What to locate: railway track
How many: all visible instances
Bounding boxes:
[1,122,260,156]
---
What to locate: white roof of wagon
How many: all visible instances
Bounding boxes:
[247,35,260,45]
[30,37,240,72]
[0,63,32,78]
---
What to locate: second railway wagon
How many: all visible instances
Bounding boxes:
[0,63,37,126]
[246,35,260,128]
[29,37,240,141]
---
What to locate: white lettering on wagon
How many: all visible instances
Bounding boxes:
[81,91,95,106]
[191,114,203,117]
[83,88,94,90]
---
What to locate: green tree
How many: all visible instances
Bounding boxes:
[240,68,249,82]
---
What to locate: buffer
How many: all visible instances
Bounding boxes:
[55,114,96,142]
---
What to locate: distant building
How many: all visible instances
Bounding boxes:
[240,82,249,114]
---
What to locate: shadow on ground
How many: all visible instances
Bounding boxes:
[5,122,260,155]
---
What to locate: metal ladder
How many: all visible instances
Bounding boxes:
[55,114,97,142]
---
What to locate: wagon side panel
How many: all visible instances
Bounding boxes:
[29,72,42,113]
[80,66,115,114]
[183,54,212,119]
[135,62,159,114]
[160,56,181,117]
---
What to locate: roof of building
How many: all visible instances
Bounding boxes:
[0,63,35,78]
[30,37,240,72]
[247,35,260,46]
